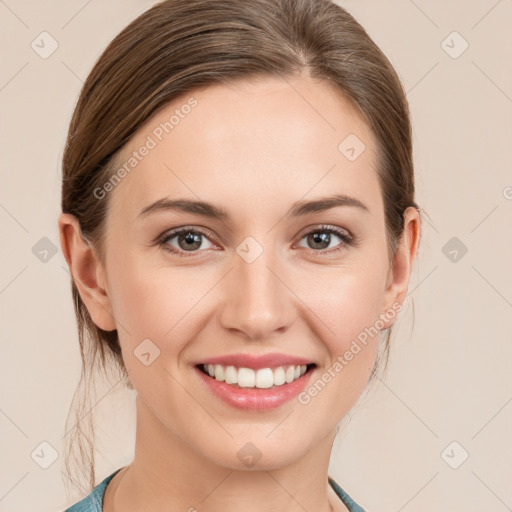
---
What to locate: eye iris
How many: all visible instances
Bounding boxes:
[308,232,331,250]
[179,231,202,251]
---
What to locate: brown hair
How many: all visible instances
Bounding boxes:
[61,0,421,495]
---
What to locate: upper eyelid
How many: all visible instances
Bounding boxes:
[298,224,351,236]
[159,224,350,238]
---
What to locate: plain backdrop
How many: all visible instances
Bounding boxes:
[1,1,511,511]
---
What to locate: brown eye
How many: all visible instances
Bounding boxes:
[297,226,354,253]
[159,228,215,255]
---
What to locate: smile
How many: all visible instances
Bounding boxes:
[199,363,314,388]
[194,363,317,410]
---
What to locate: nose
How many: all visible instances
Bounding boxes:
[218,245,294,340]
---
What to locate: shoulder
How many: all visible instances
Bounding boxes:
[328,476,366,512]
[63,469,122,512]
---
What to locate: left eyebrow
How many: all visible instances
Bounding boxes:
[138,193,369,220]
[287,194,369,216]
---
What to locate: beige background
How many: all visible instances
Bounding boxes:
[1,1,511,511]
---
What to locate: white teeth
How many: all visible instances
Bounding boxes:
[214,364,224,381]
[201,363,310,388]
[255,368,274,389]
[224,365,237,384]
[274,366,286,385]
[238,367,256,387]
[285,365,295,383]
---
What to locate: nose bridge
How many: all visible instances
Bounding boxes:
[220,240,291,339]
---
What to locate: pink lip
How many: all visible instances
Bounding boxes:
[196,353,315,370]
[194,365,315,410]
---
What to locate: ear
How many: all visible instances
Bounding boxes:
[380,206,421,328]
[58,213,117,331]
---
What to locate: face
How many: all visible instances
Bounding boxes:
[83,75,409,470]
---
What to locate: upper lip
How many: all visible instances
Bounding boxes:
[196,353,316,370]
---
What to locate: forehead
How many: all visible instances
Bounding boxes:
[107,75,382,223]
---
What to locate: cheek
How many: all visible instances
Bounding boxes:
[296,262,387,346]
[295,270,386,413]
[109,263,205,400]
[107,250,204,335]
[110,252,388,350]
[107,255,221,378]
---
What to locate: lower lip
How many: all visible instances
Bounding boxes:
[194,366,315,411]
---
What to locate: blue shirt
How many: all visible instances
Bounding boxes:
[65,469,365,511]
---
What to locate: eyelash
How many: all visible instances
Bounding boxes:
[156,225,357,257]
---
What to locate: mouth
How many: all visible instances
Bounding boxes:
[195,362,317,389]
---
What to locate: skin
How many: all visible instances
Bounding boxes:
[59,74,420,512]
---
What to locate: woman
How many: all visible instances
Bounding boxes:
[58,0,421,510]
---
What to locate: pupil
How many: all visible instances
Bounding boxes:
[309,232,329,249]
[180,232,201,250]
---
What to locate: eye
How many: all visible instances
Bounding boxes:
[296,225,354,254]
[157,224,356,257]
[158,227,216,256]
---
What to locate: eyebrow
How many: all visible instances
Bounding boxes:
[138,193,369,220]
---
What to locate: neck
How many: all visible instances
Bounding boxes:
[106,395,342,512]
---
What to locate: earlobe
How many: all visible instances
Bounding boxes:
[380,207,421,329]
[58,213,117,331]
